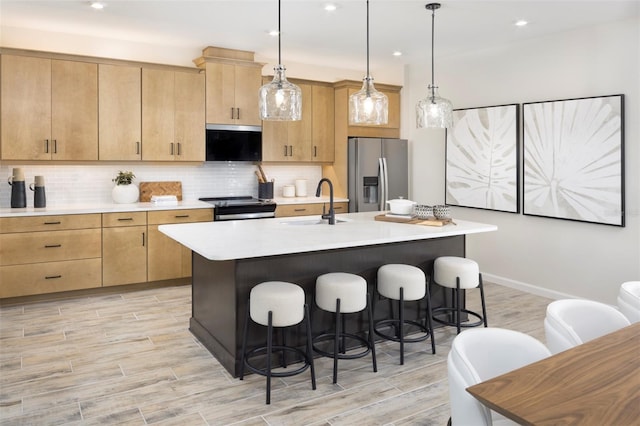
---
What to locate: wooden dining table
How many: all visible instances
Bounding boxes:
[466,322,640,425]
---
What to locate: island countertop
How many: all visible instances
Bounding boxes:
[159,211,497,261]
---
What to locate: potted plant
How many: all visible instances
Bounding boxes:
[111,170,139,204]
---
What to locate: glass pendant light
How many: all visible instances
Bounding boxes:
[349,0,388,125]
[416,3,453,129]
[259,0,302,121]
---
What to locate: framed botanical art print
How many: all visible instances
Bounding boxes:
[523,95,625,226]
[445,104,519,213]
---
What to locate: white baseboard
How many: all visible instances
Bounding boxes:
[483,273,578,301]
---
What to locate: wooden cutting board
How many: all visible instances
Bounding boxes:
[139,181,183,202]
[374,214,454,227]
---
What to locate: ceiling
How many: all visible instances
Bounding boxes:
[1,0,638,79]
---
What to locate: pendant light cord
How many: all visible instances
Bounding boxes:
[430,5,435,98]
[366,0,370,78]
[278,0,282,65]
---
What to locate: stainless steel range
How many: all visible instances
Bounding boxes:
[199,196,277,221]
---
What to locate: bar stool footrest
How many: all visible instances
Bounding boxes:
[432,307,484,328]
[244,345,311,378]
[313,332,372,360]
[374,319,431,343]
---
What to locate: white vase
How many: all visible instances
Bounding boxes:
[112,183,139,204]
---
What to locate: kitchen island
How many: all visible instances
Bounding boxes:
[159,211,497,377]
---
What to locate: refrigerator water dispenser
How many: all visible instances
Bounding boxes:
[363,176,379,204]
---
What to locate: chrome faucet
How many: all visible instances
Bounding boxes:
[315,178,335,225]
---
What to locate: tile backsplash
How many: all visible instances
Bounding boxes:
[0,163,322,207]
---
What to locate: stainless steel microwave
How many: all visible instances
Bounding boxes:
[205,124,262,162]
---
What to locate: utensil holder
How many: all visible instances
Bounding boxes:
[258,182,274,200]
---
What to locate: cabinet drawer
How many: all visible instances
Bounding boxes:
[275,203,324,217]
[148,208,213,225]
[332,202,348,213]
[0,214,101,233]
[0,258,102,298]
[102,211,147,227]
[275,202,348,218]
[0,229,101,266]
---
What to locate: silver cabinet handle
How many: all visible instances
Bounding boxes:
[236,108,240,120]
[284,145,288,156]
[136,141,140,155]
[45,275,62,280]
[142,232,145,247]
[44,221,61,225]
[117,218,134,221]
[170,143,174,155]
[288,145,293,156]
[230,107,235,119]
[44,139,49,153]
[177,142,181,156]
[44,244,62,248]
[53,140,57,154]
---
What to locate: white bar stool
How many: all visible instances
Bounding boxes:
[240,281,316,404]
[618,281,640,323]
[432,256,487,334]
[313,272,377,384]
[374,264,436,365]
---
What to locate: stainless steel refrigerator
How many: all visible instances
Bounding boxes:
[348,137,408,213]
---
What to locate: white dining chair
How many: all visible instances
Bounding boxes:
[618,281,640,323]
[544,299,631,354]
[447,327,551,426]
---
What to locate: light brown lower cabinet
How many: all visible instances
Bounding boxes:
[0,259,102,298]
[102,212,147,287]
[275,202,348,218]
[0,214,102,298]
[147,209,213,282]
[0,209,213,298]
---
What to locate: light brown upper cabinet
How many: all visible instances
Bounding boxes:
[194,46,263,127]
[262,82,312,162]
[311,83,335,162]
[262,79,334,163]
[333,80,401,138]
[1,55,98,160]
[99,63,142,160]
[142,68,205,161]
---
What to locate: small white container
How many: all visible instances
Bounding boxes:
[295,179,308,197]
[282,185,296,197]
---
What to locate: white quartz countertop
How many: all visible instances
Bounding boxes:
[159,211,498,261]
[0,200,213,217]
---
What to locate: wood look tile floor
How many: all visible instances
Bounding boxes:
[0,282,551,425]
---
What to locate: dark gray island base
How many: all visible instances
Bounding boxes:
[190,235,465,377]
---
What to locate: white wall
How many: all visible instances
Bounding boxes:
[404,17,640,304]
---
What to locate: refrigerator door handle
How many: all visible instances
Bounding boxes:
[382,157,389,208]
[378,157,385,211]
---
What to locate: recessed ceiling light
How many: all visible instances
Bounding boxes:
[90,1,105,10]
[324,4,338,12]
[515,19,528,27]
[268,30,279,37]
[392,51,402,57]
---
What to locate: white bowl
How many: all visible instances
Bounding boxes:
[386,198,416,215]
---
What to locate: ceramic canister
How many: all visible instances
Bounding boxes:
[30,175,46,208]
[8,168,26,208]
[294,179,308,197]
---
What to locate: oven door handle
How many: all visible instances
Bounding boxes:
[215,212,276,221]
